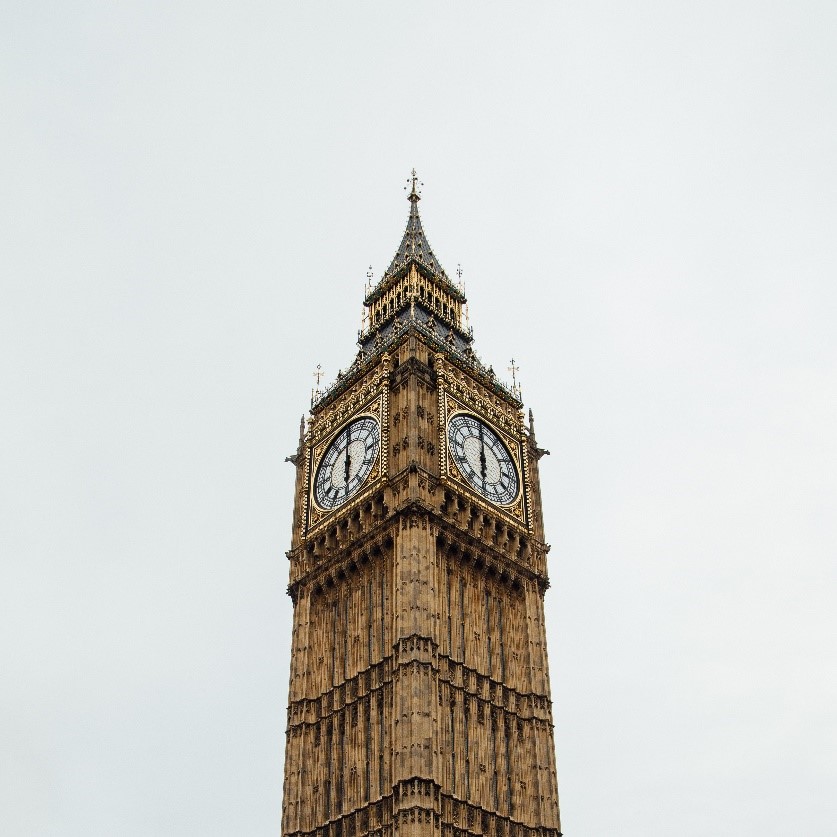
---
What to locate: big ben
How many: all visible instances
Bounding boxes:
[282,173,562,837]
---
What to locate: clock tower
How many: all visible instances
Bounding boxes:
[282,175,562,837]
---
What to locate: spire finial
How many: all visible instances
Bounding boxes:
[311,363,323,407]
[406,168,422,201]
[509,358,521,400]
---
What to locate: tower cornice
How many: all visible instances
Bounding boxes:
[287,499,550,600]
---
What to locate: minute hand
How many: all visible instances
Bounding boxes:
[478,424,487,481]
[344,427,351,486]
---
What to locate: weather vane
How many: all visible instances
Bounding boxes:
[311,363,323,407]
[508,358,521,399]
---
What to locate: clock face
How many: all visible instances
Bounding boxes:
[314,416,380,510]
[447,414,519,505]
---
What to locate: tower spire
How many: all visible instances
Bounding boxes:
[383,169,445,281]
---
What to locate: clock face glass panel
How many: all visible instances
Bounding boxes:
[314,417,380,510]
[447,414,519,505]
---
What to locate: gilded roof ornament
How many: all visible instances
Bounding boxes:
[407,168,422,201]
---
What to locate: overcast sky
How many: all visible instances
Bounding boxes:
[2,3,835,835]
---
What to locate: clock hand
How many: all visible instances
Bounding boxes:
[344,426,351,486]
[478,424,487,481]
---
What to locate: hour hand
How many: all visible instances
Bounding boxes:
[343,427,352,485]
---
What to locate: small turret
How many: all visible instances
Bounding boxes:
[285,414,306,466]
[528,408,550,461]
[527,408,550,543]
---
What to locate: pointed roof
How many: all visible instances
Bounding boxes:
[381,170,450,285]
[312,173,522,412]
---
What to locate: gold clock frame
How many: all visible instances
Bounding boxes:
[445,408,522,508]
[310,412,382,512]
[440,391,529,529]
[304,387,389,535]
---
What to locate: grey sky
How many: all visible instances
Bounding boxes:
[1,2,835,835]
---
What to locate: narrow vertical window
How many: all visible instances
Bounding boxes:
[459,576,465,662]
[365,697,371,802]
[367,577,374,664]
[504,720,513,816]
[331,602,338,686]
[490,710,499,810]
[380,573,386,654]
[498,597,506,682]
[378,692,385,794]
[464,699,471,800]
[337,714,345,812]
[446,570,452,655]
[449,697,456,795]
[325,720,333,820]
[344,593,349,680]
[485,588,492,677]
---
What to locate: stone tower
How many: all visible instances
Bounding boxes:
[282,175,562,837]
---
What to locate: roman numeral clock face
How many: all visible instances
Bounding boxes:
[447,414,519,505]
[314,417,380,510]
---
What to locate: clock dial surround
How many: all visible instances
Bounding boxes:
[314,416,380,510]
[447,413,519,505]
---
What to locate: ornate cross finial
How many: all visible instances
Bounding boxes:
[311,363,323,407]
[508,358,521,399]
[405,168,422,200]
